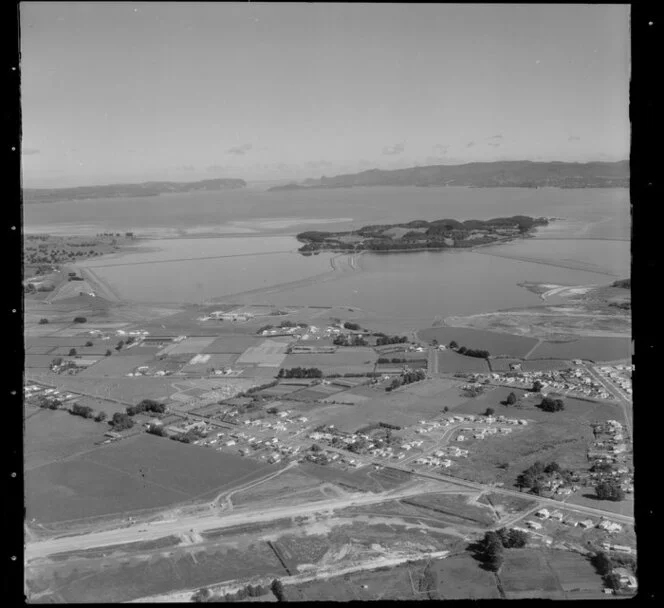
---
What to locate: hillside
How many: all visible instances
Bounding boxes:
[24,178,247,203]
[271,161,629,190]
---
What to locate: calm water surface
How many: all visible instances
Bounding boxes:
[29,187,630,315]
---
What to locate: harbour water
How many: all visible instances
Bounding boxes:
[27,186,630,316]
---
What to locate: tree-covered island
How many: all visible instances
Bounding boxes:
[296,215,549,253]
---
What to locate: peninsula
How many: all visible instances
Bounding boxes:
[268,160,629,191]
[296,215,549,253]
[23,178,247,204]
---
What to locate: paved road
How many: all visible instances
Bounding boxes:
[585,364,632,433]
[24,484,460,561]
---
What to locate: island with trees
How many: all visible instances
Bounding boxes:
[296,215,549,253]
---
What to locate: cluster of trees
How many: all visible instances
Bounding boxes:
[271,579,286,602]
[34,395,61,410]
[537,396,565,412]
[70,404,94,419]
[475,531,505,571]
[516,460,572,494]
[377,357,408,364]
[590,551,634,591]
[109,412,134,431]
[192,583,271,603]
[277,367,323,379]
[386,368,426,392]
[126,399,167,416]
[612,278,630,289]
[343,321,362,331]
[474,528,529,572]
[595,480,625,502]
[457,346,490,358]
[375,334,409,346]
[69,404,107,422]
[147,424,167,436]
[38,318,49,324]
[73,317,87,323]
[333,334,368,346]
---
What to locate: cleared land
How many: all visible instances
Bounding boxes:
[282,347,377,374]
[202,334,263,354]
[436,350,490,373]
[236,340,290,367]
[498,548,605,599]
[448,392,626,486]
[25,409,107,471]
[26,434,272,524]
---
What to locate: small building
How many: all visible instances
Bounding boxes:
[536,509,550,519]
[578,519,594,529]
[526,520,543,530]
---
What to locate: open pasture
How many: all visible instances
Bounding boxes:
[236,339,290,366]
[76,354,155,377]
[521,358,574,371]
[24,409,106,471]
[25,355,57,369]
[282,347,377,372]
[436,350,490,373]
[527,336,632,362]
[202,334,263,354]
[499,549,563,599]
[321,391,370,405]
[420,327,538,358]
[26,434,273,524]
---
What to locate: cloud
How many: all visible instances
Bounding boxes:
[488,142,502,148]
[22,148,40,155]
[382,142,405,155]
[568,135,581,141]
[466,141,476,148]
[227,143,253,156]
[175,165,195,172]
[433,144,450,153]
[206,164,229,173]
[487,134,504,141]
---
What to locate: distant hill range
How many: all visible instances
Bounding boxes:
[24,178,247,203]
[268,161,629,191]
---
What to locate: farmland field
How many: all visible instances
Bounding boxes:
[282,347,377,371]
[25,409,107,470]
[25,434,273,524]
[236,339,290,366]
[499,549,563,599]
[76,354,155,377]
[436,350,491,373]
[520,358,574,371]
[419,327,538,358]
[202,334,263,354]
[527,336,632,362]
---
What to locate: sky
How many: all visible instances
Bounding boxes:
[20,2,630,187]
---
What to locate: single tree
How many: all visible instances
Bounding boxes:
[105,349,112,356]
[38,318,49,325]
[506,392,517,405]
[85,341,93,347]
[94,411,107,422]
[270,579,286,602]
[68,348,77,357]
[532,380,543,393]
[484,407,495,417]
[449,340,458,349]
